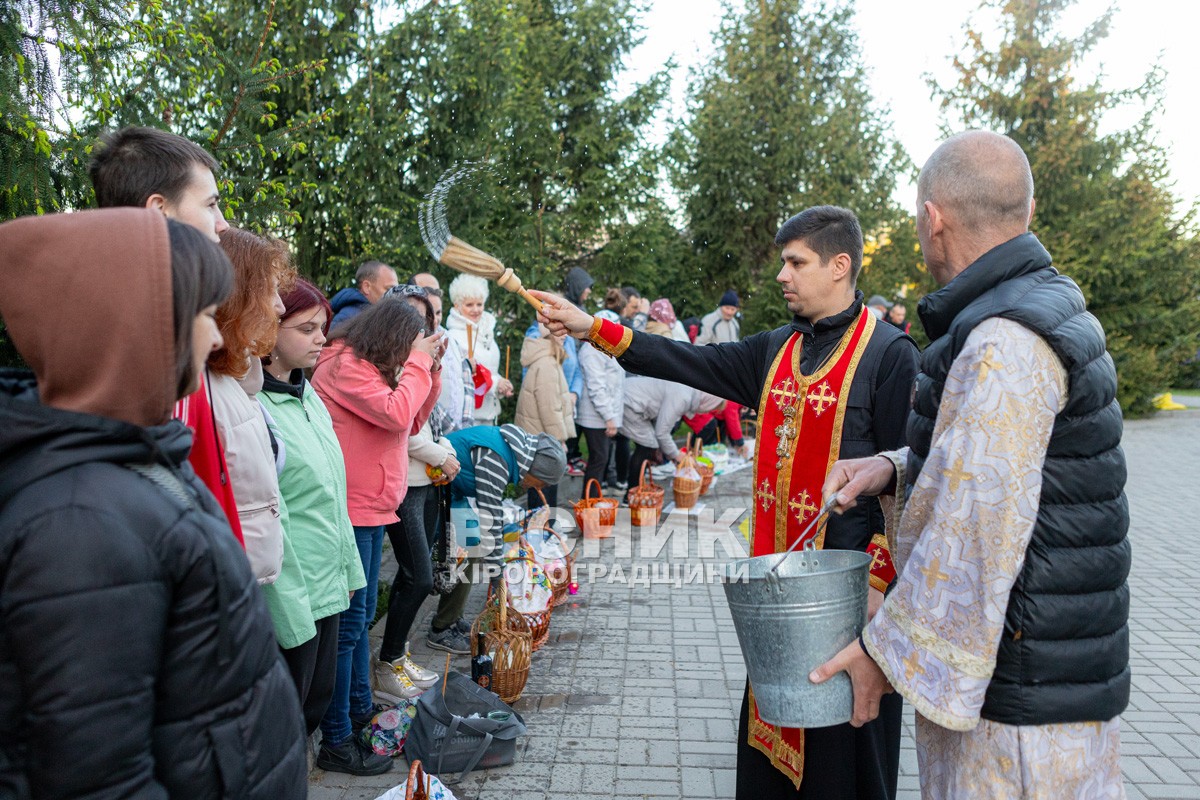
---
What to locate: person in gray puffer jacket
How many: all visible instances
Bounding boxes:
[0,209,307,800]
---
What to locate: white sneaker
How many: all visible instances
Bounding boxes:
[399,644,439,689]
[372,659,422,703]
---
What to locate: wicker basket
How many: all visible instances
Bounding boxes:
[500,553,553,652]
[470,582,532,704]
[573,478,618,538]
[537,527,577,607]
[628,461,665,527]
[521,489,577,608]
[672,449,703,509]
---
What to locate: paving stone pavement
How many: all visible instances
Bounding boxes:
[309,408,1200,799]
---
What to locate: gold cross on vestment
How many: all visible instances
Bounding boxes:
[788,489,819,525]
[870,548,888,572]
[755,479,777,512]
[920,555,950,591]
[770,376,801,409]
[941,457,975,496]
[978,345,1005,381]
[903,651,926,681]
[807,381,838,417]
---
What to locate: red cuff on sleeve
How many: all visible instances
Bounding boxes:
[588,317,633,357]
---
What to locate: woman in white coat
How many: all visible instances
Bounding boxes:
[445,274,513,425]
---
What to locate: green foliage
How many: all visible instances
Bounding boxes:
[670,0,910,335]
[307,0,671,362]
[936,0,1200,414]
[0,0,123,219]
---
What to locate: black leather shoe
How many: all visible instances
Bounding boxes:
[315,737,394,776]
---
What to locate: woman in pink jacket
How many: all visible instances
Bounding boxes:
[310,296,443,773]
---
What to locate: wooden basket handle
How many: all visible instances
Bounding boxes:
[638,460,656,489]
[584,477,603,502]
[406,759,429,800]
[499,579,507,628]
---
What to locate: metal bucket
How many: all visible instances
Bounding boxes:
[721,549,871,728]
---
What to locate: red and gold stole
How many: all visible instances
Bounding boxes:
[746,307,883,788]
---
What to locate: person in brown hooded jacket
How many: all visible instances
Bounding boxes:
[0,208,307,799]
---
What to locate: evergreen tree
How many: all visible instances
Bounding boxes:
[936,0,1200,414]
[304,0,670,315]
[671,0,909,333]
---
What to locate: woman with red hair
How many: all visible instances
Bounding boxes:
[259,278,372,762]
[209,228,296,583]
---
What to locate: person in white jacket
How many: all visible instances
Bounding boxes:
[576,310,626,495]
[620,375,725,498]
[446,274,513,425]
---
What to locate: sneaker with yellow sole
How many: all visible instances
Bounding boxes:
[399,643,439,689]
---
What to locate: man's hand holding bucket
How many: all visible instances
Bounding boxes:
[809,456,899,727]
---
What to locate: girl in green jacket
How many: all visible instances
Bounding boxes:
[260,277,380,776]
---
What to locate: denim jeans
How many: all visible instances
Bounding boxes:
[319,524,384,746]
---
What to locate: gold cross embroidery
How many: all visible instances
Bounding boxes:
[806,381,838,417]
[788,489,819,525]
[919,555,950,591]
[770,376,801,409]
[754,479,777,512]
[903,651,926,681]
[978,345,1004,381]
[941,457,975,496]
[870,548,887,572]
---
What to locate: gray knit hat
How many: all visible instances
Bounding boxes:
[528,434,567,485]
[498,425,567,485]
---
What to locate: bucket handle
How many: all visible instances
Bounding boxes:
[765,494,838,593]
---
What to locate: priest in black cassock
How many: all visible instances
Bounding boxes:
[533,205,919,800]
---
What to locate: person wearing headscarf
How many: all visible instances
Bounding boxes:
[0,209,306,798]
[645,297,690,342]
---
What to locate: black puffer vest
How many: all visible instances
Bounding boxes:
[907,233,1130,726]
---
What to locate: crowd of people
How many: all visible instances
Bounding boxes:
[0,125,753,795]
[0,124,1129,800]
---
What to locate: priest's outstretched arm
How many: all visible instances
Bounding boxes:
[531,290,777,410]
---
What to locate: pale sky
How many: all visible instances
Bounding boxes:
[622,0,1200,215]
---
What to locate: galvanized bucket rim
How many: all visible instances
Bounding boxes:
[719,549,872,583]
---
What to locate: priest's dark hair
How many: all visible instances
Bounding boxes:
[775,205,864,283]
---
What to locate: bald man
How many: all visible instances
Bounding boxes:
[815,131,1128,798]
[410,272,440,291]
